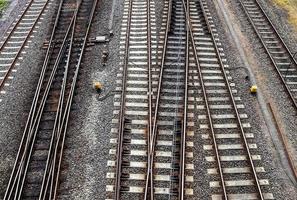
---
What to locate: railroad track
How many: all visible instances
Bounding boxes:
[144,0,193,199]
[3,0,97,198]
[0,0,52,96]
[107,0,275,199]
[145,1,194,199]
[106,0,161,199]
[238,0,297,109]
[190,0,273,199]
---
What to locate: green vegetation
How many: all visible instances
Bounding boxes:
[273,0,297,31]
[0,0,8,14]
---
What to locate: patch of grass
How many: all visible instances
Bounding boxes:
[274,0,290,7]
[0,0,8,13]
[273,0,297,31]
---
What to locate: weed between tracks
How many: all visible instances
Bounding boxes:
[273,0,297,31]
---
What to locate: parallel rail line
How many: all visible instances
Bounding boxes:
[189,0,274,199]
[3,0,97,198]
[145,0,189,198]
[0,0,52,93]
[110,0,195,199]
[238,0,297,109]
[194,0,263,198]
[108,0,275,199]
[145,1,189,199]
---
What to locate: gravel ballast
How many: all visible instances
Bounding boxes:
[1,0,296,199]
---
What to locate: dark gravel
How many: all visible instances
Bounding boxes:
[256,0,297,163]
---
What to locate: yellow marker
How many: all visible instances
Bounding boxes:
[93,82,103,90]
[250,85,257,93]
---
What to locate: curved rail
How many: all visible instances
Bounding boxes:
[50,0,99,196]
[39,5,79,198]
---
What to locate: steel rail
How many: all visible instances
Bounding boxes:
[114,0,133,199]
[14,1,89,195]
[252,0,297,66]
[147,0,152,145]
[48,13,76,199]
[4,0,93,196]
[238,0,297,110]
[0,0,51,91]
[39,2,80,198]
[25,0,66,140]
[144,0,153,197]
[4,7,76,197]
[181,0,228,198]
[3,0,67,197]
[199,0,264,199]
[51,0,99,197]
[179,0,189,198]
[11,16,75,200]
[144,0,172,199]
[6,24,72,199]
[0,0,35,50]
